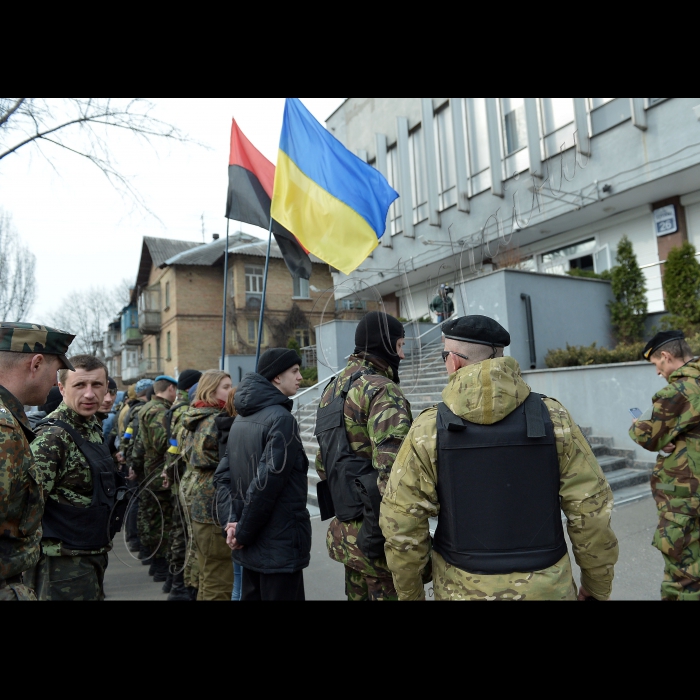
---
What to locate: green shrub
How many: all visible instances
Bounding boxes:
[287,338,301,353]
[608,236,647,343]
[545,332,700,368]
[566,268,611,280]
[300,367,318,387]
[662,241,700,329]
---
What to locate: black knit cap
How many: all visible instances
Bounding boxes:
[258,348,302,381]
[177,369,202,391]
[354,311,405,382]
[643,330,684,360]
[442,315,510,347]
[107,377,117,392]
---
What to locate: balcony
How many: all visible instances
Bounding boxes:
[123,327,143,345]
[138,286,162,335]
[139,357,163,379]
[122,365,140,383]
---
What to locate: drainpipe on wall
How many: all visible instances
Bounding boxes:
[520,293,537,369]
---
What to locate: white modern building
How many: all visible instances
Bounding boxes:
[325,98,700,320]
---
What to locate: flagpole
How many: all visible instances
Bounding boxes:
[254,218,273,371]
[220,220,230,371]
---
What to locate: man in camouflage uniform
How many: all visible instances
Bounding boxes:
[131,375,177,583]
[26,354,113,601]
[161,369,200,601]
[122,378,153,558]
[0,323,75,601]
[315,312,412,601]
[630,330,700,600]
[380,315,619,601]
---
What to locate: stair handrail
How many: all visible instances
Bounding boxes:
[404,322,444,343]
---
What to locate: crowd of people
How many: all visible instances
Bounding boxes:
[0,313,698,601]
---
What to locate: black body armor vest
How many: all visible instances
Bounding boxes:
[314,369,385,559]
[433,392,566,575]
[40,419,128,550]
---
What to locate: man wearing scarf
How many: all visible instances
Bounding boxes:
[315,311,413,601]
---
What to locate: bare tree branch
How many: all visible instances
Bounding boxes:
[0,98,199,215]
[0,209,36,322]
[0,98,26,128]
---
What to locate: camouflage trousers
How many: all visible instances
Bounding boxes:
[0,578,36,601]
[24,553,108,601]
[344,566,398,601]
[192,521,233,601]
[653,511,700,601]
[137,488,173,561]
[169,492,188,574]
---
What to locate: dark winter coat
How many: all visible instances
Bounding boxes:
[214,414,235,461]
[214,374,311,574]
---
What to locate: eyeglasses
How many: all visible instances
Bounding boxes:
[441,350,469,363]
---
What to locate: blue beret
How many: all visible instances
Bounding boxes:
[155,375,177,384]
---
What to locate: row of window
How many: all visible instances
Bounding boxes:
[379,98,666,233]
[234,321,312,347]
[240,265,310,299]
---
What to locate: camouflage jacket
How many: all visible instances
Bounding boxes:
[0,384,43,581]
[380,356,619,601]
[31,403,107,557]
[629,359,700,518]
[164,392,190,494]
[122,399,148,472]
[131,396,172,492]
[315,354,413,576]
[181,405,224,525]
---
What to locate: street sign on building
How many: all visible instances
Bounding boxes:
[654,204,678,236]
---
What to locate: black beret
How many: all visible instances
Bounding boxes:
[643,330,685,360]
[441,315,510,348]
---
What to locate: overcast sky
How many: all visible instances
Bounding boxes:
[0,98,345,325]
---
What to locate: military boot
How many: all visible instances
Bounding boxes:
[186,586,198,601]
[167,572,192,601]
[162,571,173,594]
[148,561,157,576]
[152,557,169,583]
[140,546,151,564]
[127,537,141,554]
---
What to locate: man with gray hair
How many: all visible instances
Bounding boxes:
[380,315,619,601]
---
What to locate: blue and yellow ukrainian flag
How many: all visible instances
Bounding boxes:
[271,98,398,276]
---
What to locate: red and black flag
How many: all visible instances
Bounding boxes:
[225,119,312,279]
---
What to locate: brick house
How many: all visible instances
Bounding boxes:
[116,232,357,383]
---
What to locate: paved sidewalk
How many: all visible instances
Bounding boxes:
[104,494,663,601]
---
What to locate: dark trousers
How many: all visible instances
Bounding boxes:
[125,482,139,542]
[241,568,305,601]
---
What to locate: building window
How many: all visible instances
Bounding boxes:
[293,276,310,298]
[540,238,597,275]
[409,126,428,224]
[465,97,490,175]
[435,103,457,211]
[148,344,152,360]
[245,265,264,294]
[295,328,311,348]
[335,298,367,311]
[166,331,171,360]
[540,98,574,134]
[247,319,264,344]
[502,98,527,155]
[589,98,614,110]
[164,282,170,309]
[386,145,403,235]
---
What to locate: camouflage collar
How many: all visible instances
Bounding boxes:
[50,402,100,432]
[0,383,34,439]
[350,353,394,381]
[668,358,700,384]
[152,395,172,407]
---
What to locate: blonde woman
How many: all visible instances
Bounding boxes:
[181,370,233,601]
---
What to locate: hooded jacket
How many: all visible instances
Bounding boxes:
[380,356,619,601]
[214,373,310,574]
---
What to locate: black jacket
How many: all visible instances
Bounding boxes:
[214,374,311,574]
[214,414,235,461]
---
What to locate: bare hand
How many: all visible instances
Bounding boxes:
[161,469,170,489]
[661,443,675,454]
[578,585,607,601]
[116,451,125,464]
[226,522,244,550]
[127,467,137,482]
